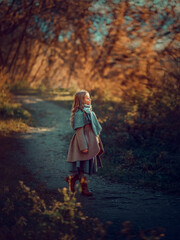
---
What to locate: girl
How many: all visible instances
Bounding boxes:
[65,90,104,196]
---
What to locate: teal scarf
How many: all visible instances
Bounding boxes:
[73,104,102,136]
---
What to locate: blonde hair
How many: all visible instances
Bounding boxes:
[70,90,88,128]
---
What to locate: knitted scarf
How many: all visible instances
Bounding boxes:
[73,104,102,136]
[83,104,102,136]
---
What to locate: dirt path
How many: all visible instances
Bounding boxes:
[3,95,180,240]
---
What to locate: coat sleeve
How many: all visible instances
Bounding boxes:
[75,127,88,151]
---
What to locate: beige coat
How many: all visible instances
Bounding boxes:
[67,124,104,162]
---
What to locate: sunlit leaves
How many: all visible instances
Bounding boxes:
[0,0,179,96]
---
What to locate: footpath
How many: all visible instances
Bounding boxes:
[1,95,180,240]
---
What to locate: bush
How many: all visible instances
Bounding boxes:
[96,79,180,193]
[0,181,166,240]
[0,181,107,240]
[0,89,31,119]
[0,102,30,119]
[0,89,31,136]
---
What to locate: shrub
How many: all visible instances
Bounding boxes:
[0,181,107,240]
[0,89,31,119]
[95,77,180,192]
[0,181,166,240]
[0,89,31,136]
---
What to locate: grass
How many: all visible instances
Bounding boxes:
[0,103,31,136]
[42,88,74,109]
[0,119,29,136]
[0,89,32,136]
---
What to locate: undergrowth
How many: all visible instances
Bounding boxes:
[91,87,180,194]
[0,181,165,240]
[0,89,31,136]
[0,181,108,240]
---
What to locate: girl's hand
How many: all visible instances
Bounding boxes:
[81,149,88,153]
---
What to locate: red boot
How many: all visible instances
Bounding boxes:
[80,176,93,196]
[65,174,79,192]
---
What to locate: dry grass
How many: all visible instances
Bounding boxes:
[0,119,29,136]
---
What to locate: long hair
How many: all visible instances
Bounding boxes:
[70,90,88,128]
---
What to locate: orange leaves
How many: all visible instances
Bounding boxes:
[0,0,179,93]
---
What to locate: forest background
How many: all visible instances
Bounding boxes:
[0,0,179,239]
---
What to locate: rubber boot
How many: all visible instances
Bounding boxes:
[65,174,79,192]
[80,176,93,196]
